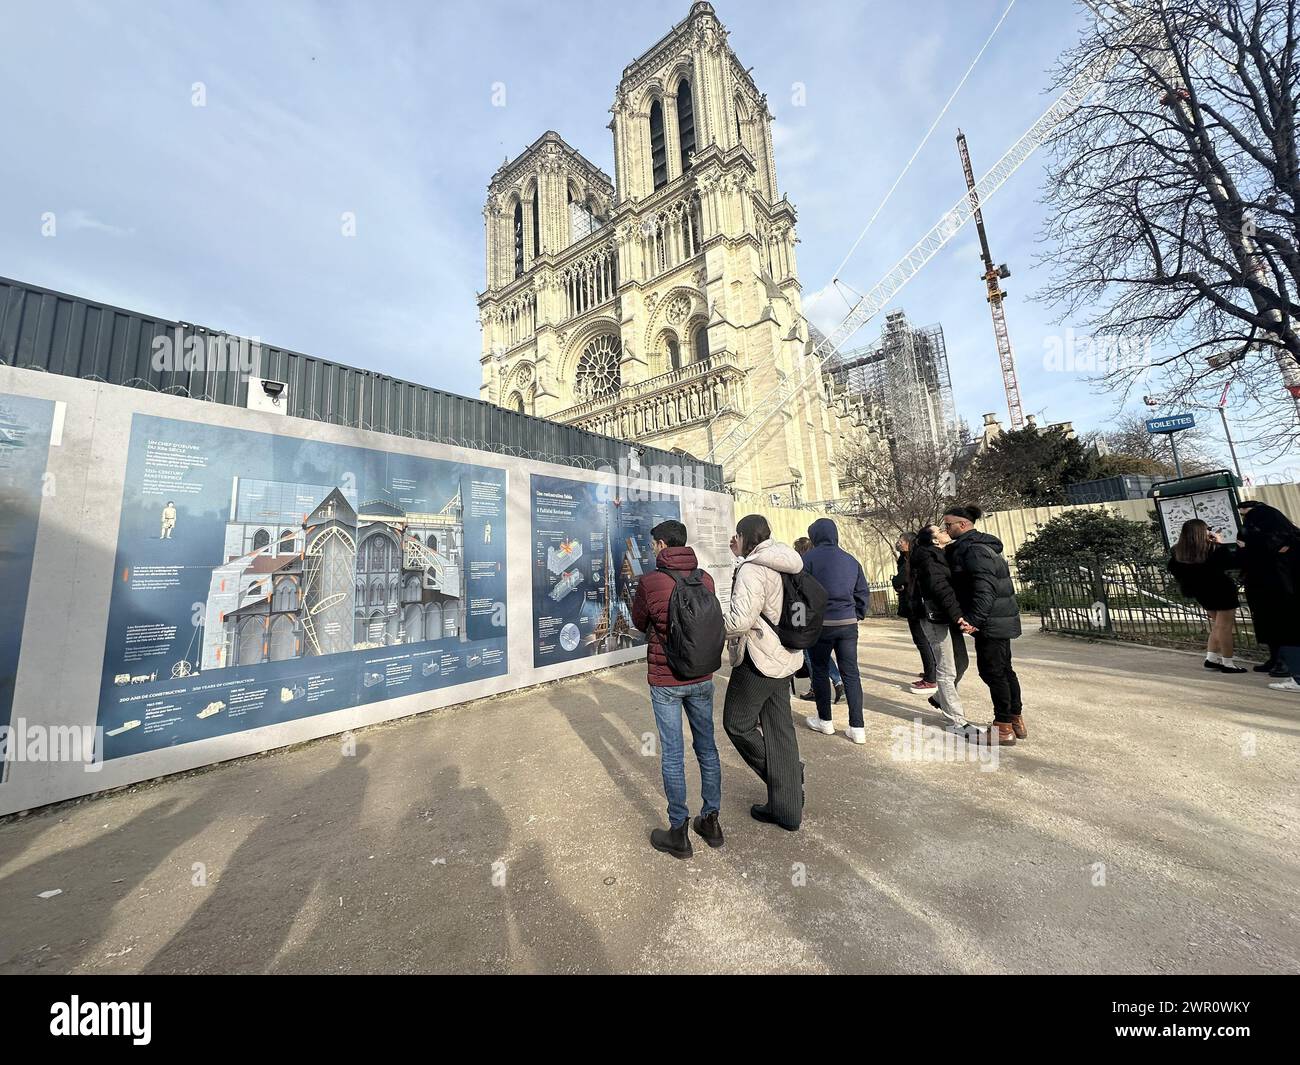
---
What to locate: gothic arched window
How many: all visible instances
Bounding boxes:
[252,528,270,552]
[575,334,622,403]
[692,322,710,364]
[667,337,682,371]
[513,200,524,277]
[531,188,540,261]
[650,99,667,191]
[677,79,695,174]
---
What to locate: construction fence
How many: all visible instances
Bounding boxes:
[735,485,1300,657]
[734,482,1300,589]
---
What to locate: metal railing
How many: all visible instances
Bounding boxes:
[1019,559,1260,657]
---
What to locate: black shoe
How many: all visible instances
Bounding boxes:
[797,689,816,701]
[928,694,942,710]
[834,682,845,704]
[650,820,692,859]
[1270,665,1291,677]
[692,811,725,848]
[1204,659,1222,669]
[1219,664,1248,674]
[1254,660,1277,673]
[750,804,799,832]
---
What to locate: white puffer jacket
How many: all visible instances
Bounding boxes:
[724,538,805,678]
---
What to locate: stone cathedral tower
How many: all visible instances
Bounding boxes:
[478,1,846,501]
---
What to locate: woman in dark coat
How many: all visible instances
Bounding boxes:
[1167,518,1244,673]
[909,524,972,728]
[1237,502,1300,690]
[893,533,937,694]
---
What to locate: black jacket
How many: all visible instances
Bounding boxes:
[1242,542,1300,646]
[1240,505,1300,646]
[948,530,1022,639]
[891,552,914,618]
[910,543,964,626]
[1167,544,1239,611]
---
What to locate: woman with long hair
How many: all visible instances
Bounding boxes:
[721,514,806,831]
[910,523,973,728]
[1168,518,1245,673]
[1237,502,1300,691]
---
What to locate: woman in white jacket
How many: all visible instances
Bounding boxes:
[722,514,806,831]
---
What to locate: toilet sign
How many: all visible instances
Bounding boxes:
[1146,413,1195,434]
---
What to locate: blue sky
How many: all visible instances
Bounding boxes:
[0,0,1267,475]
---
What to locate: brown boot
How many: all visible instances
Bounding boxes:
[1010,715,1027,740]
[962,722,1016,746]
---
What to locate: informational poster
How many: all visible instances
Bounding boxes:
[0,393,56,768]
[530,474,680,667]
[1156,489,1240,547]
[96,415,508,760]
[681,491,735,609]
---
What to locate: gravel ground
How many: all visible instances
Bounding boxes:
[1,622,1296,974]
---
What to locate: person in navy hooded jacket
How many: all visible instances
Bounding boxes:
[801,518,870,743]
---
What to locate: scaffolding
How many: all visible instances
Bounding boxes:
[825,310,959,452]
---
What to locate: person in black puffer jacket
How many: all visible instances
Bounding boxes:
[892,533,937,693]
[944,504,1024,747]
[909,524,972,728]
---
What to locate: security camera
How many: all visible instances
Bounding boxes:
[260,379,286,400]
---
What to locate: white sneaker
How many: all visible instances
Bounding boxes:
[805,714,835,735]
[845,726,866,744]
[1268,678,1300,692]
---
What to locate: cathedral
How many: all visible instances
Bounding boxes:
[477,1,860,501]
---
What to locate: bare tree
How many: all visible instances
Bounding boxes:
[837,438,960,543]
[1094,411,1226,473]
[1040,0,1300,449]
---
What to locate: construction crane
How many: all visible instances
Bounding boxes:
[957,128,1024,430]
[704,2,1153,471]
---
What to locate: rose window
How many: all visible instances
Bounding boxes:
[575,334,622,403]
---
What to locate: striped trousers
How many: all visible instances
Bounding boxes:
[723,655,803,829]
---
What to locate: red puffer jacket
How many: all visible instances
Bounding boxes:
[631,546,716,686]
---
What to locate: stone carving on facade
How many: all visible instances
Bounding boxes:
[476,2,840,500]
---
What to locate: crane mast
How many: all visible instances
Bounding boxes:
[957,128,1024,431]
[702,2,1152,470]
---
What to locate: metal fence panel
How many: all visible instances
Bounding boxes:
[0,276,722,486]
[1020,559,1259,656]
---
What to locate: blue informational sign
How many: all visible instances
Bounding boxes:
[0,393,56,761]
[530,474,680,668]
[96,415,509,760]
[1146,413,1196,434]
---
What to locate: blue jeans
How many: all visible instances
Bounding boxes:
[650,680,721,827]
[1278,645,1300,681]
[810,625,864,729]
[804,648,840,685]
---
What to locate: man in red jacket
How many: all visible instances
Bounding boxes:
[631,519,723,859]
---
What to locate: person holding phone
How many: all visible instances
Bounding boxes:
[1167,518,1245,674]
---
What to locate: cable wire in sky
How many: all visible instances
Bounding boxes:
[829,0,1017,284]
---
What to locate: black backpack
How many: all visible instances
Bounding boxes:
[762,569,828,650]
[661,569,725,680]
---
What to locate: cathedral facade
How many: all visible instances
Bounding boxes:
[477,1,854,501]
